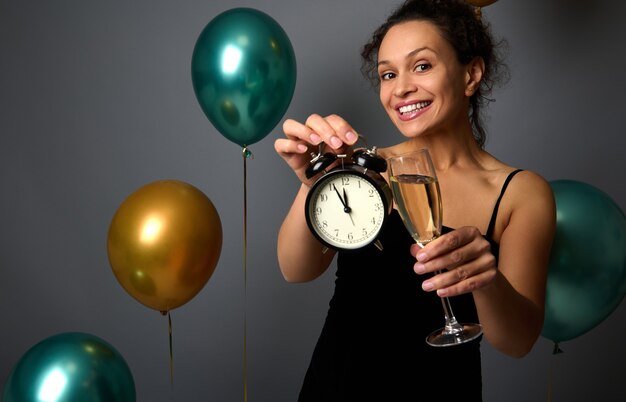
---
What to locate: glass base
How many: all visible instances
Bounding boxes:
[426,323,483,347]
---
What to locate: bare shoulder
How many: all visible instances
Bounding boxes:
[503,169,556,233]
[487,167,556,242]
[507,170,555,206]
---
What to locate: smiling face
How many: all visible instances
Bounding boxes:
[377,20,476,139]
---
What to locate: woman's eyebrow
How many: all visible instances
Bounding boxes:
[377,46,432,68]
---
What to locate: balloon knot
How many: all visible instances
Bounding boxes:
[242,147,254,160]
[552,342,564,355]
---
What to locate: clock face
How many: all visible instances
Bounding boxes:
[306,170,387,250]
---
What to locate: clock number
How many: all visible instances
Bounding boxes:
[315,207,322,215]
[347,232,353,240]
[334,229,340,237]
[341,177,350,186]
[320,194,328,202]
[374,203,382,211]
[362,228,368,236]
[371,217,376,225]
[368,189,375,197]
[322,220,328,228]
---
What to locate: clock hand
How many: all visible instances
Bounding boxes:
[341,187,356,226]
[333,184,351,213]
[333,184,355,226]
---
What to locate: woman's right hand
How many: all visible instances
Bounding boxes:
[274,114,359,186]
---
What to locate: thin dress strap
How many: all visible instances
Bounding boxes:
[485,169,524,239]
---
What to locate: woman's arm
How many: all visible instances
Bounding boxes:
[473,172,556,356]
[277,184,337,282]
[411,171,556,357]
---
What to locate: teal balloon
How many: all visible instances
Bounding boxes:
[191,8,297,147]
[542,180,626,343]
[3,332,135,402]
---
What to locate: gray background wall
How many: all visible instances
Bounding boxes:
[1,0,625,401]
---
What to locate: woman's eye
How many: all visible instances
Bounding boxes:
[415,63,431,72]
[380,72,396,81]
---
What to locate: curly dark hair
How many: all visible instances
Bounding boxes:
[361,0,508,147]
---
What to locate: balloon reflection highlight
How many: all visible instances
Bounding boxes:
[38,369,67,401]
[222,45,243,74]
[140,216,162,243]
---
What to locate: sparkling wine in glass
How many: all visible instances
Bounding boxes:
[388,149,482,347]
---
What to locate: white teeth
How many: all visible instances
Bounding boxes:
[399,101,431,114]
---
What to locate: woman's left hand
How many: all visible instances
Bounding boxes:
[410,227,498,297]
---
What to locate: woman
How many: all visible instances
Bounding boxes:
[274,0,556,400]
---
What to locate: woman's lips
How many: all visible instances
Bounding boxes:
[396,100,432,121]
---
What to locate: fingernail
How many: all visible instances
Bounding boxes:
[345,131,357,143]
[417,252,428,262]
[414,263,425,274]
[330,136,342,148]
[422,281,434,291]
[437,288,448,297]
[297,144,308,152]
[309,133,321,144]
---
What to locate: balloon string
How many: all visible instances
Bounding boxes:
[547,352,552,402]
[168,311,174,386]
[547,342,563,402]
[242,146,251,402]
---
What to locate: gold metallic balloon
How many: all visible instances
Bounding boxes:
[466,0,498,7]
[107,180,222,314]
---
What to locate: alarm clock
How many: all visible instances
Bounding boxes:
[304,145,393,251]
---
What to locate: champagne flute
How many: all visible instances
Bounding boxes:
[387,149,483,347]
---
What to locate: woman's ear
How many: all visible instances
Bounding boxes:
[465,57,485,97]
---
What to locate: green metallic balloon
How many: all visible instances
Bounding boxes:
[542,180,626,343]
[3,332,136,402]
[191,8,297,147]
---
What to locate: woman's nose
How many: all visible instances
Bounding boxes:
[393,75,418,97]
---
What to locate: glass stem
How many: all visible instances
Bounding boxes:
[436,277,464,335]
[417,241,465,335]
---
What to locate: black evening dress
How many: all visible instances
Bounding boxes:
[298,169,523,402]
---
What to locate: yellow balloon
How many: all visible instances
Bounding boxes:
[107,180,222,313]
[466,0,498,7]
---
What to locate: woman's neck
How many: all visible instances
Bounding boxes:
[382,125,486,173]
